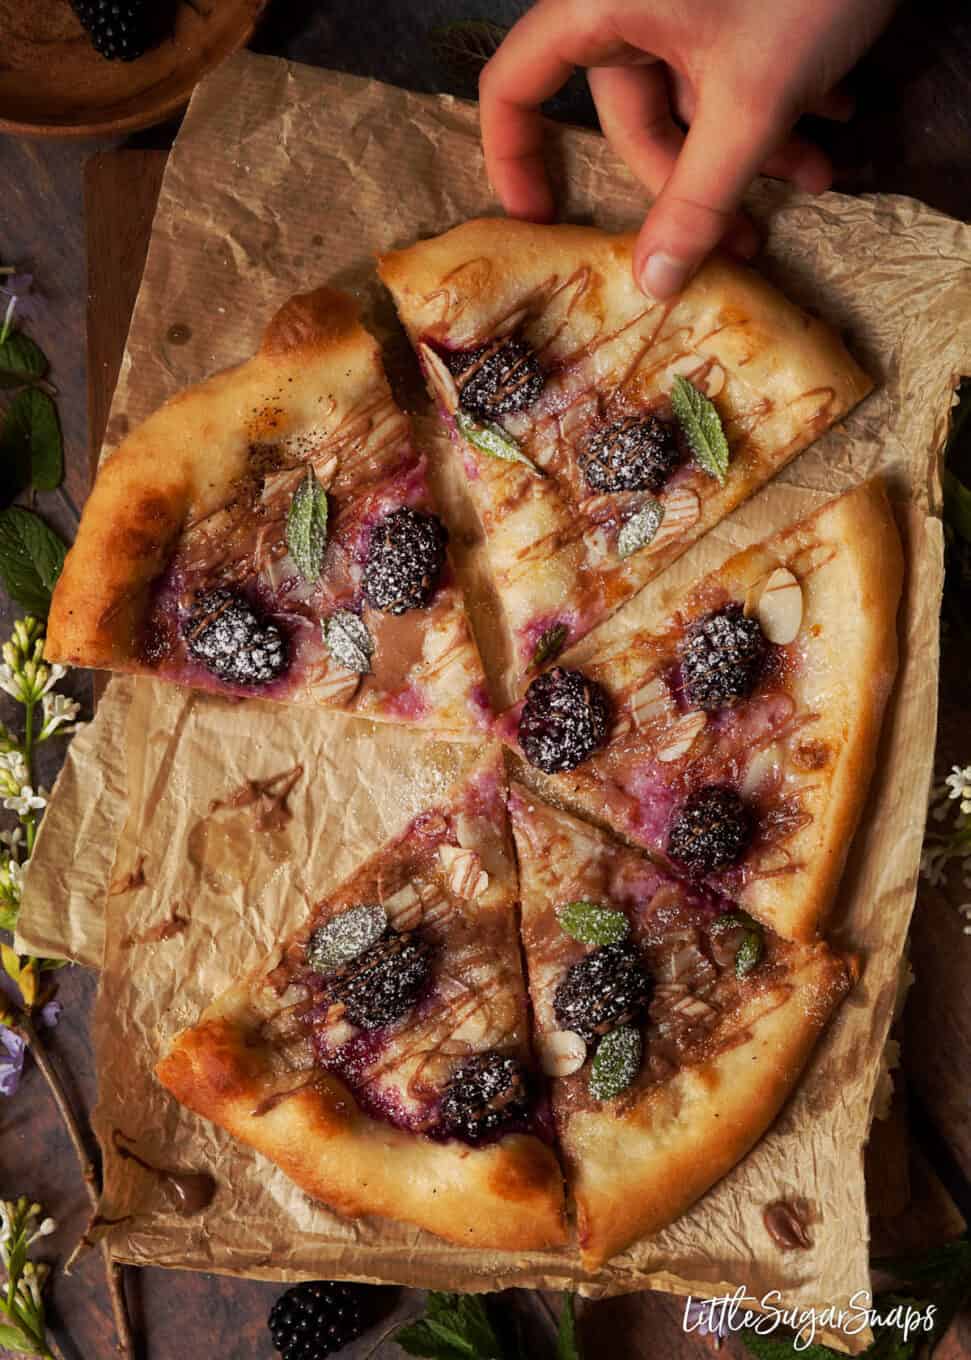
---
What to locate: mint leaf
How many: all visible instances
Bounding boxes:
[556,901,629,946]
[0,330,48,388]
[0,1322,45,1355]
[323,610,373,674]
[556,1295,582,1360]
[712,910,764,978]
[589,1025,641,1101]
[395,1291,504,1359]
[1,388,63,491]
[617,499,664,558]
[286,467,328,582]
[456,412,542,476]
[0,507,67,615]
[531,622,567,670]
[740,1329,838,1359]
[670,375,730,483]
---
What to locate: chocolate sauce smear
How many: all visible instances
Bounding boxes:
[763,1198,813,1250]
[112,1132,216,1215]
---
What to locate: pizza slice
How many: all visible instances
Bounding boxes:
[156,750,566,1251]
[47,287,489,736]
[379,219,872,678]
[497,480,902,941]
[508,784,852,1269]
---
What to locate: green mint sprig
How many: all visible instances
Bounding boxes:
[556,901,629,946]
[285,467,329,583]
[530,623,567,670]
[670,375,731,484]
[394,1291,583,1360]
[455,412,542,476]
[0,510,67,618]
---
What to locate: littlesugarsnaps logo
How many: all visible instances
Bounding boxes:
[682,1288,937,1351]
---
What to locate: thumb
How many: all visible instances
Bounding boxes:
[633,91,787,299]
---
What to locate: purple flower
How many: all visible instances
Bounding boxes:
[40,999,61,1028]
[0,1024,25,1097]
[684,1298,728,1343]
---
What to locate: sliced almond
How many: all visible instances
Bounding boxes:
[493,306,530,338]
[582,525,611,566]
[310,668,360,705]
[538,1030,587,1077]
[312,453,339,487]
[438,844,489,899]
[741,742,783,799]
[630,674,674,729]
[656,710,708,763]
[650,487,700,551]
[383,882,423,932]
[418,342,460,414]
[756,567,803,644]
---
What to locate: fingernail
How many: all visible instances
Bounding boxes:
[639,251,690,300]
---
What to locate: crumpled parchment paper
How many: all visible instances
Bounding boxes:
[16,50,971,1351]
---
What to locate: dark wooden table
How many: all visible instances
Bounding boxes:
[2,2,971,1357]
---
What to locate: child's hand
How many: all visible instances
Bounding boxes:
[480,0,895,297]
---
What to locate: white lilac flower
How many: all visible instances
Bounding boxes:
[3,787,46,818]
[39,692,81,740]
[0,827,23,854]
[945,764,971,815]
[0,662,25,702]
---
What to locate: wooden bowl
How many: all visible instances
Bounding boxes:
[0,0,269,138]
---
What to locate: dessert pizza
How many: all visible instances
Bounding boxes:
[497,481,902,941]
[156,751,566,1252]
[46,287,489,736]
[508,785,851,1269]
[379,219,872,678]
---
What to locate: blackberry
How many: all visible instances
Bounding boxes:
[681,605,767,710]
[440,1052,530,1142]
[518,667,610,773]
[268,1280,371,1359]
[553,943,651,1043]
[362,507,447,615]
[70,0,174,62]
[323,930,433,1030]
[445,336,545,420]
[580,414,680,493]
[183,588,287,687]
[668,786,751,876]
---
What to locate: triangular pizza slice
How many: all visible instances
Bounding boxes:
[497,481,902,941]
[508,785,851,1269]
[47,287,489,736]
[156,750,566,1252]
[379,219,872,679]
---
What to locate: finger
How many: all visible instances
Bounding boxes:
[480,1,635,221]
[760,134,833,193]
[633,90,788,299]
[589,65,759,259]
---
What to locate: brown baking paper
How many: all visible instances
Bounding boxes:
[15,50,971,1350]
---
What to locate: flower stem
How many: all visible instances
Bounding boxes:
[14,1015,135,1358]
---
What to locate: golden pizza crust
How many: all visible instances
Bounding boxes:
[508,784,851,1269]
[501,479,902,942]
[379,219,872,673]
[46,287,486,734]
[156,750,567,1252]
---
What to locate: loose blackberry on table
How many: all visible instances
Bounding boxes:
[440,1051,530,1142]
[183,588,288,687]
[318,929,434,1030]
[70,0,175,61]
[681,604,767,710]
[668,786,752,876]
[553,942,651,1043]
[518,667,611,773]
[268,1280,374,1360]
[580,414,681,493]
[444,335,546,420]
[362,507,447,615]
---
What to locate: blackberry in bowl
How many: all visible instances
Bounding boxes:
[445,335,545,420]
[183,588,288,687]
[681,604,767,710]
[440,1051,530,1142]
[362,507,447,615]
[518,667,610,773]
[580,414,680,494]
[668,786,751,876]
[553,942,651,1043]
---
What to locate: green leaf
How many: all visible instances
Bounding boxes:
[874,1241,971,1349]
[530,622,567,671]
[670,376,731,483]
[556,901,629,946]
[943,466,971,545]
[556,1295,582,1360]
[0,1321,44,1355]
[589,1025,641,1101]
[1,389,63,492]
[455,412,542,476]
[0,507,67,615]
[740,1329,838,1359]
[617,499,664,558]
[285,467,328,582]
[395,1291,504,1359]
[0,332,48,388]
[323,610,373,675]
[735,928,764,978]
